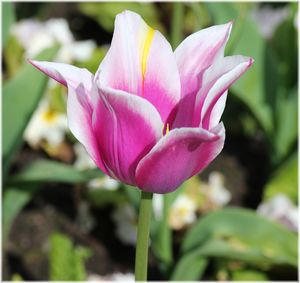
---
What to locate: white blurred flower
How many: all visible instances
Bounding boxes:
[12,20,52,56]
[74,143,96,170]
[11,18,96,63]
[251,5,290,39]
[112,204,137,245]
[24,98,67,147]
[44,18,74,44]
[152,193,163,220]
[169,194,197,230]
[109,272,134,281]
[87,176,119,191]
[87,272,134,281]
[206,172,231,207]
[257,194,298,231]
[65,40,96,62]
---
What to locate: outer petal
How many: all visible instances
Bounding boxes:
[136,123,225,194]
[97,10,180,123]
[29,60,108,174]
[173,22,232,127]
[93,86,163,185]
[198,56,254,129]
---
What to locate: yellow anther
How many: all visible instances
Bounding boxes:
[165,123,170,135]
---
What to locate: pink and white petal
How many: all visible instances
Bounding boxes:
[97,10,141,94]
[67,84,109,174]
[93,86,163,185]
[97,11,180,123]
[200,56,254,129]
[29,60,107,173]
[29,60,93,90]
[136,123,225,194]
[172,22,232,128]
[142,30,181,123]
[175,22,232,98]
[208,90,228,129]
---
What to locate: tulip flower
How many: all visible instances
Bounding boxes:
[29,10,253,194]
[29,10,253,281]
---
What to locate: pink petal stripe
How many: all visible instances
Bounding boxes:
[92,86,163,185]
[67,84,109,174]
[136,123,225,194]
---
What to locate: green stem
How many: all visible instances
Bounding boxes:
[171,2,184,48]
[135,191,153,281]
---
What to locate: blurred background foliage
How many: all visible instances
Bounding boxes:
[2,1,298,281]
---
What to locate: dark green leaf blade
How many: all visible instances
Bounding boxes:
[3,46,59,176]
[171,252,208,281]
[9,159,103,184]
[2,2,16,47]
[182,208,297,268]
[3,185,38,243]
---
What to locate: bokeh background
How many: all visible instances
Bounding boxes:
[2,2,298,281]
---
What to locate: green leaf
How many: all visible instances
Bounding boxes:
[9,159,103,184]
[79,2,164,32]
[231,269,268,281]
[73,246,92,281]
[271,16,297,90]
[50,233,91,281]
[50,233,73,281]
[151,185,184,273]
[3,185,38,243]
[3,36,25,78]
[2,2,16,47]
[182,208,297,268]
[2,46,59,177]
[171,252,208,281]
[263,154,298,204]
[273,89,298,163]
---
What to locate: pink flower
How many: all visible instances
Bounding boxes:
[29,11,253,194]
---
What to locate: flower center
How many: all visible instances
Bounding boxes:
[163,123,170,135]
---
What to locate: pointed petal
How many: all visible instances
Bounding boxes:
[172,22,232,128]
[93,86,163,185]
[136,123,225,194]
[98,10,180,123]
[199,56,254,129]
[175,22,232,98]
[29,60,93,90]
[29,59,109,174]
